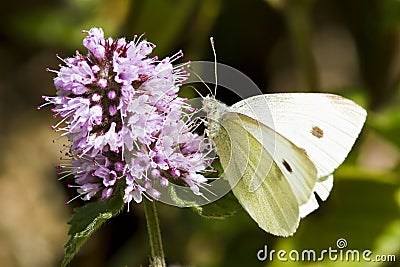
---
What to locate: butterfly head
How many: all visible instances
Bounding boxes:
[202,95,229,116]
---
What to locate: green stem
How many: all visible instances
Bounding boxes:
[143,198,166,267]
[285,0,319,91]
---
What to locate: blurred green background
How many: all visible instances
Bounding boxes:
[0,0,399,266]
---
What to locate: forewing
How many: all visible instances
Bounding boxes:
[231,93,367,178]
[235,113,318,207]
[212,112,300,236]
[231,93,366,211]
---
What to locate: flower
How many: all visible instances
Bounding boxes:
[39,27,213,205]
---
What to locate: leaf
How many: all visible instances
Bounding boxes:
[61,186,125,267]
[194,191,242,219]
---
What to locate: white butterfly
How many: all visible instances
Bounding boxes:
[203,93,366,236]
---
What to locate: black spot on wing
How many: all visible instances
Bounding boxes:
[311,126,324,138]
[282,159,293,173]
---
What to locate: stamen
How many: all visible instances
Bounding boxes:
[169,50,184,63]
[58,173,72,180]
[64,193,82,205]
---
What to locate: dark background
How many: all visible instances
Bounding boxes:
[0,0,399,266]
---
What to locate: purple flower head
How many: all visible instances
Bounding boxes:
[40,28,213,206]
[83,28,106,60]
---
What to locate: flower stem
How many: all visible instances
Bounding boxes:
[143,198,166,267]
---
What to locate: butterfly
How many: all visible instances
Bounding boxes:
[201,39,367,237]
[203,93,366,236]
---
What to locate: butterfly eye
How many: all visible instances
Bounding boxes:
[311,126,324,138]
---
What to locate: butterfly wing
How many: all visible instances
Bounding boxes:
[299,174,334,216]
[231,93,366,216]
[212,112,317,236]
[231,93,367,177]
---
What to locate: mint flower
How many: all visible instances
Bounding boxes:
[39,28,212,205]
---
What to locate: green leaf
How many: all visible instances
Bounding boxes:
[61,187,125,267]
[194,191,242,219]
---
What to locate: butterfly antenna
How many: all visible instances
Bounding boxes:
[210,37,217,97]
[187,64,213,96]
[187,85,205,100]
